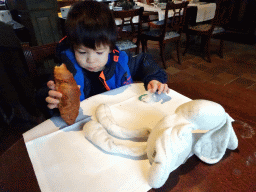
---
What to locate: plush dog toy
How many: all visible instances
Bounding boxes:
[83,99,238,188]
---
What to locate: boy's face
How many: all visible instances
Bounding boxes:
[74,44,111,72]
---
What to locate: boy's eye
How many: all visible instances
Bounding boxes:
[97,52,103,55]
[78,51,86,54]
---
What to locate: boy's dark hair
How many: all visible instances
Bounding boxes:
[65,1,117,50]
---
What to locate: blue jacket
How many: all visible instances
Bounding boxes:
[36,37,167,117]
[62,46,134,101]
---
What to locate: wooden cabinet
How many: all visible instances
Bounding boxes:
[5,0,62,46]
[201,0,255,44]
[224,0,256,44]
[226,0,256,34]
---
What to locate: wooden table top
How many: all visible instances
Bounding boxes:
[148,80,256,192]
[1,80,256,192]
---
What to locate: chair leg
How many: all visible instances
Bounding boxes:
[202,36,211,63]
[135,37,142,55]
[183,33,190,56]
[136,41,140,55]
[145,39,148,53]
[176,40,181,65]
[142,38,147,53]
[159,41,166,69]
[200,36,205,51]
[219,39,224,58]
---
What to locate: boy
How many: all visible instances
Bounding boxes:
[37,1,169,117]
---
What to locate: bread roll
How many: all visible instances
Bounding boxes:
[54,64,81,125]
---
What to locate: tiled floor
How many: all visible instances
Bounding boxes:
[145,34,256,92]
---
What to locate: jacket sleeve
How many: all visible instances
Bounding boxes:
[127,52,168,90]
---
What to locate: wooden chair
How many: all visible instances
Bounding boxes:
[141,1,189,69]
[22,42,58,119]
[183,0,236,62]
[22,42,58,88]
[113,7,144,54]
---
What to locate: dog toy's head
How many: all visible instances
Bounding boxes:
[147,100,238,188]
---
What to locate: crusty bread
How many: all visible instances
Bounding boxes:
[54,64,81,125]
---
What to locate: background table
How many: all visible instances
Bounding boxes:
[1,80,256,192]
[135,2,216,22]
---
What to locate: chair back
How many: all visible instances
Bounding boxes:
[212,0,236,27]
[23,42,58,87]
[113,7,144,43]
[162,1,189,38]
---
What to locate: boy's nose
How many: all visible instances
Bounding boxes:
[86,54,96,63]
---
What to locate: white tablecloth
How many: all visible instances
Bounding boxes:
[59,2,216,26]
[23,83,191,192]
[189,2,216,23]
[135,2,216,22]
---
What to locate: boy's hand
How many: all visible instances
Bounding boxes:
[46,80,62,109]
[147,80,170,94]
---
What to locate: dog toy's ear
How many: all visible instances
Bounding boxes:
[227,115,238,150]
[147,123,193,188]
[175,99,238,164]
[193,113,238,164]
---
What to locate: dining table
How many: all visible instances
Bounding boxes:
[58,1,216,25]
[134,1,216,24]
[1,79,256,192]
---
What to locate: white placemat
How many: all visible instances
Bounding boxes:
[24,83,191,192]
